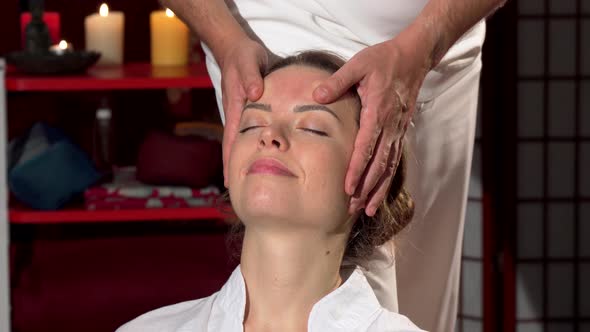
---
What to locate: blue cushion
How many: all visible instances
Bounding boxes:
[9,133,100,210]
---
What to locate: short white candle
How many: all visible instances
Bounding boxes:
[84,3,124,65]
[49,39,73,55]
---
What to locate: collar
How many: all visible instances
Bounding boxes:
[214,265,382,332]
[213,266,247,330]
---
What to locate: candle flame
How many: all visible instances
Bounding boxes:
[99,3,109,17]
[58,40,68,50]
[165,8,175,17]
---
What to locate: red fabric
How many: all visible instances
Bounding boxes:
[85,186,219,201]
[85,196,216,210]
[84,167,221,210]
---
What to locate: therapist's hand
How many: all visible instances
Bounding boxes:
[313,33,433,216]
[219,38,270,188]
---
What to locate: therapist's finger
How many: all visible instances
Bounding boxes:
[313,57,365,104]
[363,137,403,216]
[348,119,396,214]
[221,56,265,188]
[222,93,246,188]
[345,104,382,198]
[239,57,265,102]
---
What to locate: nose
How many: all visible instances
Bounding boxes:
[258,125,290,151]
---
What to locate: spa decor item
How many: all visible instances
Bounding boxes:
[6,0,101,75]
[7,123,101,210]
[84,166,220,210]
[137,131,222,188]
[150,8,189,66]
[23,0,51,54]
[85,3,124,65]
[49,40,73,55]
[20,11,60,48]
[5,49,101,75]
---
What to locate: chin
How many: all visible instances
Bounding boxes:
[231,180,301,221]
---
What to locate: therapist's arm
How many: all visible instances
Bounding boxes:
[417,0,507,67]
[313,0,507,216]
[159,0,242,66]
[159,0,268,187]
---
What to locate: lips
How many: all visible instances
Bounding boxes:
[247,158,296,177]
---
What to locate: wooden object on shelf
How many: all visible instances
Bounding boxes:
[5,62,212,91]
[0,57,11,332]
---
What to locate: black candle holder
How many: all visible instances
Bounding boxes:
[25,0,51,54]
[4,0,102,75]
[5,51,101,75]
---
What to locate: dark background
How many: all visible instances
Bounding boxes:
[1,0,589,332]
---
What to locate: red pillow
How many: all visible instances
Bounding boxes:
[137,131,222,188]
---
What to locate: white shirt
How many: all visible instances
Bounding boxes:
[202,0,485,111]
[116,265,426,332]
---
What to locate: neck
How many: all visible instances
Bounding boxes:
[240,225,349,332]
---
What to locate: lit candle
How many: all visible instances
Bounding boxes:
[150,8,189,66]
[49,40,73,55]
[20,12,60,48]
[84,3,124,65]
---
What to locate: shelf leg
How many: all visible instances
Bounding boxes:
[0,58,11,332]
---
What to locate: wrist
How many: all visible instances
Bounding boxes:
[209,30,250,69]
[393,18,444,71]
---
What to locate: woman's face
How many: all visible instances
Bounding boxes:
[228,65,360,232]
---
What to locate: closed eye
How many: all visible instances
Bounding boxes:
[239,126,263,133]
[301,128,328,136]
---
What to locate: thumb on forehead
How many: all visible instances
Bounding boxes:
[312,62,364,104]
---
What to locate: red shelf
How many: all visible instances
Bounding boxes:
[5,62,213,91]
[9,205,232,224]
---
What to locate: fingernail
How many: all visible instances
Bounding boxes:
[350,199,362,213]
[316,87,329,101]
[248,85,259,97]
[347,182,358,196]
[346,186,354,196]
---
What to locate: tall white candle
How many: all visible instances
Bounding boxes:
[84,3,124,65]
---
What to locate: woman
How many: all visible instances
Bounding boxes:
[117,51,424,332]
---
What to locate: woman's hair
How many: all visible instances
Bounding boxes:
[224,50,414,261]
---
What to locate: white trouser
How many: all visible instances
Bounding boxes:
[206,54,481,332]
[396,58,481,332]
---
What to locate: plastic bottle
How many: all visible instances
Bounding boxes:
[92,102,115,174]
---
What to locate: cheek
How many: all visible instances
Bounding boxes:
[227,139,250,188]
[227,141,248,217]
[300,142,350,195]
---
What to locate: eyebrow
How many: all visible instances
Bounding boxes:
[242,103,341,122]
[242,103,271,112]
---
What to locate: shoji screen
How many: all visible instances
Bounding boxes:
[511,0,589,331]
[457,98,490,332]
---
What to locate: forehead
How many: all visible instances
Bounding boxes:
[246,64,360,124]
[259,65,331,103]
